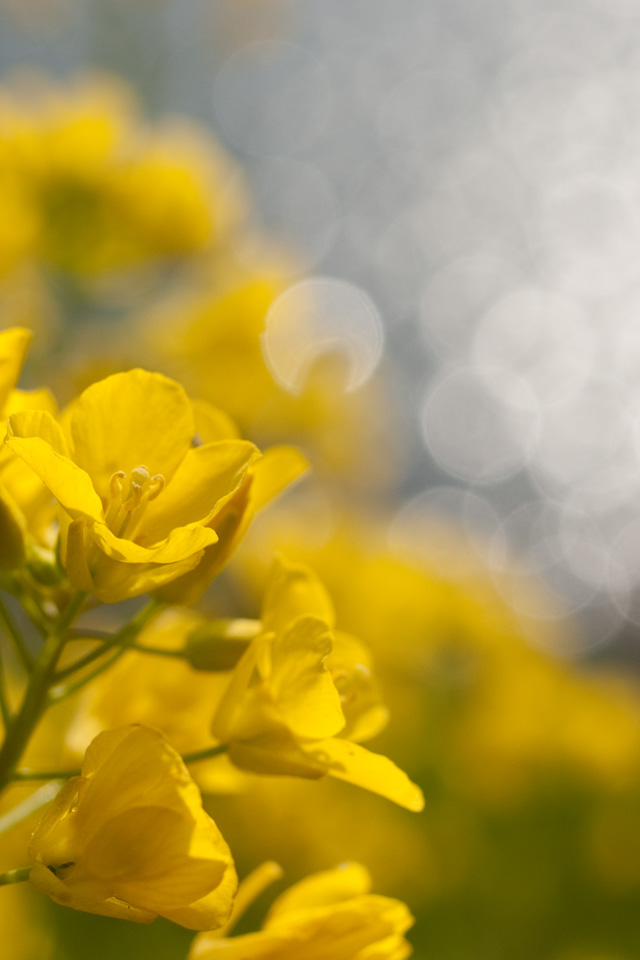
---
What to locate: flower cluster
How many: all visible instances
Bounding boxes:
[0,325,421,958]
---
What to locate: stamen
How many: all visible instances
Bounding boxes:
[109,471,126,499]
[104,465,166,538]
[122,486,143,513]
[147,475,165,501]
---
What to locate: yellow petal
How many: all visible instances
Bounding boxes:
[139,440,260,544]
[77,726,202,835]
[248,446,309,515]
[8,407,70,456]
[90,550,206,603]
[63,518,95,592]
[269,617,345,739]
[189,928,282,959]
[68,370,195,499]
[0,327,31,411]
[266,863,371,920]
[82,806,229,909]
[90,520,218,563]
[29,863,156,924]
[302,739,425,812]
[155,445,307,604]
[211,640,265,744]
[228,737,326,780]
[262,556,336,635]
[190,895,413,960]
[6,386,58,417]
[7,416,104,523]
[161,854,237,931]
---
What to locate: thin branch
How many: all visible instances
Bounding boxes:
[49,599,162,699]
[0,653,11,729]
[13,744,229,782]
[0,867,31,886]
[0,590,87,792]
[12,768,80,782]
[0,596,33,672]
[183,743,228,765]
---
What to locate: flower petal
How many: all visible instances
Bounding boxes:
[68,370,195,499]
[8,407,70,456]
[90,551,206,603]
[262,557,335,635]
[7,413,103,523]
[90,521,218,563]
[161,853,237,931]
[77,726,201,836]
[301,739,425,812]
[266,863,371,920]
[139,440,260,545]
[269,617,345,739]
[0,327,31,411]
[83,806,229,911]
[248,446,309,515]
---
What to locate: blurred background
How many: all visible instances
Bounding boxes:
[2,1,640,959]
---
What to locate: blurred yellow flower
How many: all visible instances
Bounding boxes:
[0,76,242,278]
[7,369,260,601]
[0,326,31,413]
[0,326,58,567]
[212,556,424,811]
[189,862,414,960]
[28,725,237,928]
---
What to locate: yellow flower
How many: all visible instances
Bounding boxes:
[189,862,414,960]
[6,369,260,601]
[211,557,424,812]
[0,326,57,567]
[0,326,31,567]
[28,725,237,928]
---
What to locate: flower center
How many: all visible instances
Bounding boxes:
[104,464,165,539]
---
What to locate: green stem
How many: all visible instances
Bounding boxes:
[0,596,34,672]
[13,744,229,782]
[49,599,162,701]
[54,599,161,681]
[12,767,81,782]
[183,743,228,765]
[0,651,11,728]
[0,592,86,793]
[0,867,31,886]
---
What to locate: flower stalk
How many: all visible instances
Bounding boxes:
[0,591,86,792]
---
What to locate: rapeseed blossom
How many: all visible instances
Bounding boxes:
[0,326,57,567]
[6,368,261,601]
[211,557,424,811]
[189,862,414,960]
[28,725,237,928]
